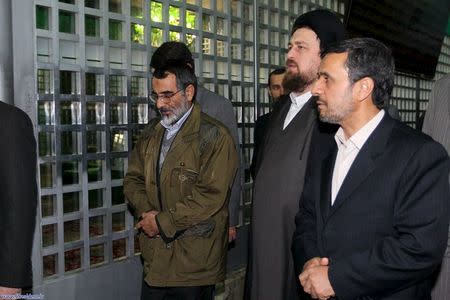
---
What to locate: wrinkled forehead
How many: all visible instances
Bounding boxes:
[151,73,178,92]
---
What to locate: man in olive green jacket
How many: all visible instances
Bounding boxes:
[124,61,238,300]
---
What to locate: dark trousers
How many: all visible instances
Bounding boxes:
[141,279,214,300]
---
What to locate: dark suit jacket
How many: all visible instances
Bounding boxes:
[0,102,37,288]
[292,113,450,300]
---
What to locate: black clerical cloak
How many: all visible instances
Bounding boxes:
[248,94,317,300]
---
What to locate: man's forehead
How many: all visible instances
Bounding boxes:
[321,52,347,66]
[319,52,349,78]
[270,73,284,84]
[290,27,319,44]
[152,73,177,90]
[152,72,176,81]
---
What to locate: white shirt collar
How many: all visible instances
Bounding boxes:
[335,109,385,150]
[290,91,312,107]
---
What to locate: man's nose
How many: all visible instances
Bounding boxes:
[156,101,165,110]
[286,47,295,59]
[311,78,323,96]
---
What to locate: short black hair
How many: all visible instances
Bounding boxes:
[152,59,197,99]
[150,42,195,72]
[322,38,395,109]
[268,67,286,86]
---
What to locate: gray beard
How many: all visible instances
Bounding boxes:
[319,114,340,124]
[160,100,191,126]
[319,102,354,125]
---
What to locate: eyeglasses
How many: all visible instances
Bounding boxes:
[149,88,184,104]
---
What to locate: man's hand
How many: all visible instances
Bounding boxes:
[299,257,335,299]
[228,226,237,242]
[136,210,160,238]
[0,287,21,300]
[302,257,323,271]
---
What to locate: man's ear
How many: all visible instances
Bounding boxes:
[185,84,195,103]
[355,77,374,102]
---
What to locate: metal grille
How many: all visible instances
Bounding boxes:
[33,0,450,285]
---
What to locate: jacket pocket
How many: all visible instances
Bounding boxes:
[170,167,199,198]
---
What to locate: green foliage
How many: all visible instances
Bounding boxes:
[150,2,162,22]
[169,5,180,25]
[151,28,163,47]
[186,34,196,52]
[131,23,145,44]
[186,10,196,29]
[169,31,180,42]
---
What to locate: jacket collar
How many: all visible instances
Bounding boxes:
[158,104,201,183]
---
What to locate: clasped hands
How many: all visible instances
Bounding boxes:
[136,210,159,237]
[137,211,238,242]
[299,257,335,300]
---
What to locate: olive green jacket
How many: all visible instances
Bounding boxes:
[124,104,238,286]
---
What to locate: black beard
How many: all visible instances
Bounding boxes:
[282,71,314,94]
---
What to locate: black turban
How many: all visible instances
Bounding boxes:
[291,9,347,51]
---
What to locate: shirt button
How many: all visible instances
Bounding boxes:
[180,162,185,166]
[166,243,172,249]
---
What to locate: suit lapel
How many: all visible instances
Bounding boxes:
[320,150,336,222]
[297,99,318,159]
[268,95,291,133]
[261,96,291,154]
[330,147,376,214]
[263,97,317,159]
[282,96,315,132]
[328,114,395,218]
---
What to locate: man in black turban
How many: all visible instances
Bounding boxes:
[247,9,347,300]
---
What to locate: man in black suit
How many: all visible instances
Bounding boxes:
[0,102,37,297]
[292,38,450,299]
